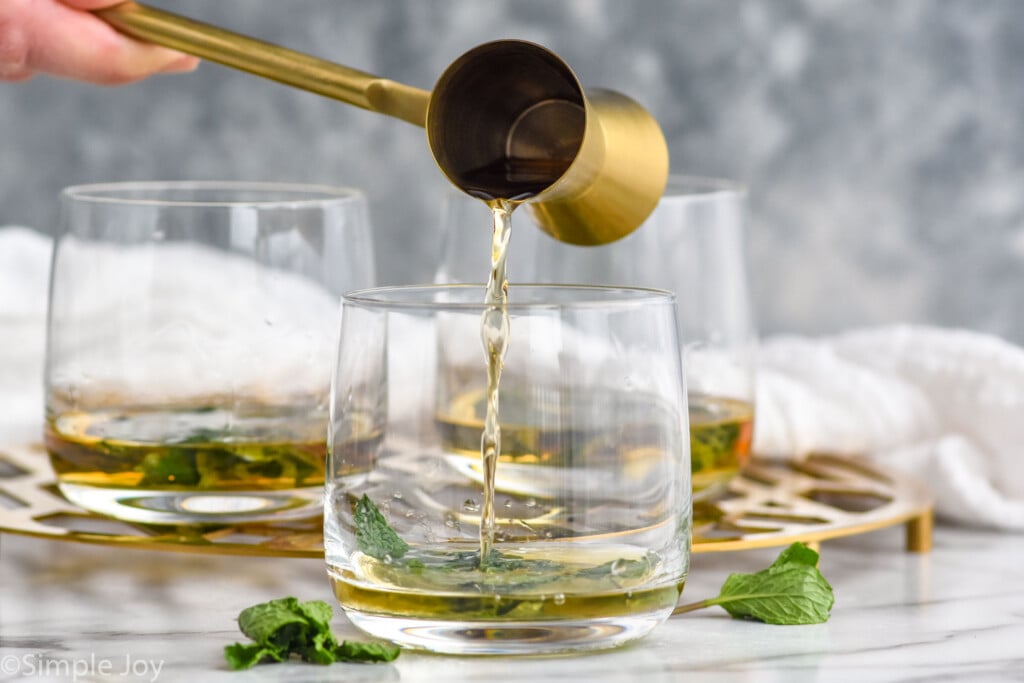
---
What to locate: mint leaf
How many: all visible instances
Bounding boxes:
[137,449,200,486]
[690,420,742,474]
[335,641,401,663]
[709,562,834,624]
[354,494,409,560]
[224,642,283,670]
[237,597,324,648]
[224,597,400,670]
[293,599,334,633]
[230,597,336,669]
[674,542,834,625]
[348,495,651,584]
[773,541,820,568]
[300,629,338,666]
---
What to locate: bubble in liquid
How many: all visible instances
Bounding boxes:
[444,512,460,529]
[504,499,513,509]
[609,558,642,587]
[462,499,480,513]
[392,491,404,500]
[525,498,538,509]
[553,593,566,606]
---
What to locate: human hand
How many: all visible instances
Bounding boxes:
[1,0,199,84]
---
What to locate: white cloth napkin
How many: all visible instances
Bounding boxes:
[46,236,338,403]
[754,326,1024,531]
[0,227,51,444]
[3,226,1023,531]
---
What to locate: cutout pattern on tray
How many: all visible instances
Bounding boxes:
[0,443,933,556]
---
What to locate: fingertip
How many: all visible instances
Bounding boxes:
[0,69,35,83]
[59,0,132,10]
[26,3,199,84]
[158,55,200,74]
[84,46,198,84]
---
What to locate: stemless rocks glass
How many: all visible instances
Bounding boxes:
[325,284,691,655]
[437,176,757,501]
[45,181,374,524]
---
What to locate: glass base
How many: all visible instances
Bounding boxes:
[57,482,322,525]
[343,609,673,655]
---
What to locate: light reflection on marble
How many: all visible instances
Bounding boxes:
[1,526,1021,682]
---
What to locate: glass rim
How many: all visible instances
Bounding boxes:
[342,283,677,310]
[442,174,746,202]
[60,181,365,208]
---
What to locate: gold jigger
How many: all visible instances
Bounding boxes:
[96,2,668,245]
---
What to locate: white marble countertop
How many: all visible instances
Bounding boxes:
[1,523,1021,683]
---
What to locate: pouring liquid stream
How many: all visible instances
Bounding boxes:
[464,154,566,567]
[478,199,512,566]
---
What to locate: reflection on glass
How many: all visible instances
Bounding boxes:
[436,176,757,500]
[325,284,691,655]
[45,182,374,524]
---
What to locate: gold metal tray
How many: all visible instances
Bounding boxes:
[0,442,933,556]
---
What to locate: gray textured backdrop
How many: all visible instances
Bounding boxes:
[3,1,1023,342]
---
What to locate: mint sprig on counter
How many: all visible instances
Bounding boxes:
[224,597,399,670]
[674,542,834,624]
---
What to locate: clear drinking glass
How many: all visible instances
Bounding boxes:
[325,284,691,655]
[44,181,374,524]
[437,176,756,500]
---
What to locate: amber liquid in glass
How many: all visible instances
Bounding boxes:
[46,406,326,492]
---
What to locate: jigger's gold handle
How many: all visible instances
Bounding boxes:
[96,1,431,127]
